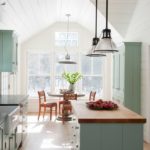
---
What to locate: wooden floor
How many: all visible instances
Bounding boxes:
[21,114,150,150]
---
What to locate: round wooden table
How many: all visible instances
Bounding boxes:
[47,92,85,98]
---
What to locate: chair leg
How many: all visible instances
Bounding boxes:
[38,106,41,120]
[62,108,64,124]
[43,106,46,119]
[50,107,52,120]
[55,105,57,117]
[59,103,61,115]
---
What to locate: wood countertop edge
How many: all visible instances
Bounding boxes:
[78,118,146,124]
[72,101,147,124]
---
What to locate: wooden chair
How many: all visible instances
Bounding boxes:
[89,91,96,101]
[38,90,57,120]
[62,93,77,124]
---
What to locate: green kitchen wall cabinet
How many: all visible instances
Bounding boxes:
[113,42,141,114]
[0,30,18,72]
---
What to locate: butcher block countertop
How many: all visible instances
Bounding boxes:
[72,101,146,124]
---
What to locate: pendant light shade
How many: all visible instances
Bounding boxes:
[86,0,106,57]
[95,0,118,53]
[58,14,77,64]
[58,53,76,64]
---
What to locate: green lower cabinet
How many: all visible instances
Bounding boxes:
[80,123,143,150]
[113,42,141,114]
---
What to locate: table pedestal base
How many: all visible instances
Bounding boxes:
[56,115,72,121]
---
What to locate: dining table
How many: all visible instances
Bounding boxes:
[47,92,85,121]
[47,92,85,98]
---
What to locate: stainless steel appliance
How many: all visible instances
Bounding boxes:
[0,106,21,150]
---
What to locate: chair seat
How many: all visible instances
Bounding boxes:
[41,102,57,107]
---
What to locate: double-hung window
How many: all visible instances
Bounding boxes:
[27,52,51,97]
[81,55,103,97]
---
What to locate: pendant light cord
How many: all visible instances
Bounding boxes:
[95,0,98,38]
[65,14,70,55]
[106,0,108,29]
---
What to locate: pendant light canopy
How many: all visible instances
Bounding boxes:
[94,0,118,53]
[86,0,106,57]
[58,14,77,64]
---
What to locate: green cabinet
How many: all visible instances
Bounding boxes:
[0,30,18,72]
[113,42,141,113]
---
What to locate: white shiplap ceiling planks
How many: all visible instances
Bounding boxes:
[0,0,138,43]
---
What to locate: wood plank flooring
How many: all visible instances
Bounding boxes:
[21,114,150,150]
[21,114,75,150]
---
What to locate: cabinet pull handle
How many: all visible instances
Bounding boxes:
[0,126,4,150]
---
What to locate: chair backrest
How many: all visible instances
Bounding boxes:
[38,90,46,104]
[63,93,77,101]
[89,91,96,101]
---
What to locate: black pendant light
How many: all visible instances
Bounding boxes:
[94,0,118,53]
[58,14,77,64]
[86,0,106,57]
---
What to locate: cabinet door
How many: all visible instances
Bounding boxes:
[2,31,13,72]
[0,31,3,70]
[8,135,15,150]
[0,124,4,150]
[0,128,2,150]
[3,135,9,150]
[0,30,17,72]
[124,42,141,113]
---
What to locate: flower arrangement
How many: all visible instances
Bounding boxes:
[62,72,82,84]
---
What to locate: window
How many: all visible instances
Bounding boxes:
[27,52,51,97]
[55,32,78,47]
[27,52,104,98]
[81,55,103,97]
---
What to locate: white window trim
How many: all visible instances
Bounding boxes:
[26,50,110,99]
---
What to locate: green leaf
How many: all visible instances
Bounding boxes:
[62,71,82,84]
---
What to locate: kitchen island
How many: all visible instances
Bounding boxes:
[72,101,146,150]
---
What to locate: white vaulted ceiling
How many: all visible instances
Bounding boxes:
[0,0,138,43]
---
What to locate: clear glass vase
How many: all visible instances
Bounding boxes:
[69,83,75,93]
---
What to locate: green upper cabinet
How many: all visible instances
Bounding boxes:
[124,42,141,114]
[0,30,18,72]
[113,42,141,114]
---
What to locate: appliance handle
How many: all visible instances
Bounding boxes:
[9,136,13,150]
[0,126,3,150]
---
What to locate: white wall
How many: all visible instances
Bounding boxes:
[19,22,113,112]
[125,0,150,142]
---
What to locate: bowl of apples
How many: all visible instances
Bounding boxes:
[86,99,118,110]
